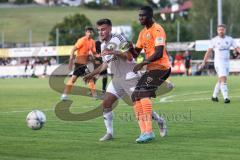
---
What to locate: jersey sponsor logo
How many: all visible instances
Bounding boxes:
[156,37,164,44]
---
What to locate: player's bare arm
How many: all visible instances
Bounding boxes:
[129,46,142,58]
[101,49,133,61]
[235,47,240,54]
[133,45,164,72]
[201,48,213,68]
[83,62,108,82]
[68,46,77,70]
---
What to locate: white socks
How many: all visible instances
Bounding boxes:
[103,111,113,135]
[152,111,160,121]
[220,83,229,99]
[212,82,220,98]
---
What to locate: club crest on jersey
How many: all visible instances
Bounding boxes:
[105,42,117,51]
[146,33,151,40]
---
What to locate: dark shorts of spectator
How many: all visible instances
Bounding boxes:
[73,63,88,77]
[131,68,171,102]
[185,62,190,69]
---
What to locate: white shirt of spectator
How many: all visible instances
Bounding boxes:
[209,35,237,65]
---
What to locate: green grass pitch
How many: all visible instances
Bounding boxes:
[0,76,240,160]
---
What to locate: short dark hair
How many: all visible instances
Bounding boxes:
[96,18,112,26]
[140,6,153,17]
[217,24,226,28]
[85,26,94,32]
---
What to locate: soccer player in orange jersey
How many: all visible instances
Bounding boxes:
[129,6,171,143]
[61,27,97,100]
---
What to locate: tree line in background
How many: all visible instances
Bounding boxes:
[49,0,240,46]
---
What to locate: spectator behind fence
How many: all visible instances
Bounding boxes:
[183,50,191,76]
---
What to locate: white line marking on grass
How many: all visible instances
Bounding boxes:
[0,105,96,115]
[159,90,212,103]
[1,89,240,115]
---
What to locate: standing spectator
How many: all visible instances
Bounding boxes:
[183,50,191,76]
[24,59,29,72]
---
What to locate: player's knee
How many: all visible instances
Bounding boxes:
[102,100,112,109]
[67,79,74,86]
[131,92,140,102]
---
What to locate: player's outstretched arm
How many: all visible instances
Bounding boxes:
[68,46,77,70]
[129,46,142,58]
[83,62,108,82]
[133,45,163,73]
[200,48,213,68]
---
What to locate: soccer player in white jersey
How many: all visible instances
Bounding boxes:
[201,24,240,103]
[83,19,167,142]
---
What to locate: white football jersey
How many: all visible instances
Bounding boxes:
[209,35,237,64]
[101,33,136,78]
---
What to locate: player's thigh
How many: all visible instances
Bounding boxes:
[136,68,171,88]
[73,63,87,77]
[132,68,171,101]
[106,80,125,99]
[215,65,229,78]
[121,78,139,97]
[71,75,78,83]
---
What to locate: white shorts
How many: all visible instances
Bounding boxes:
[106,77,139,98]
[86,62,94,72]
[214,64,229,77]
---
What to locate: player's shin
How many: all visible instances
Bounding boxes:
[213,82,220,98]
[140,98,153,133]
[133,101,146,134]
[103,109,113,135]
[220,83,229,99]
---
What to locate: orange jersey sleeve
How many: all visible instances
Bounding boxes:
[153,25,166,47]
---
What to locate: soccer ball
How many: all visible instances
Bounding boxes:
[26,110,46,130]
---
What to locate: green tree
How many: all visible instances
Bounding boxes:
[189,0,240,39]
[132,14,193,43]
[222,0,240,37]
[188,0,217,40]
[131,21,144,43]
[49,14,92,46]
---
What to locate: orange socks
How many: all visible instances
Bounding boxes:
[133,101,146,134]
[134,98,153,134]
[88,80,96,97]
[140,98,153,133]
